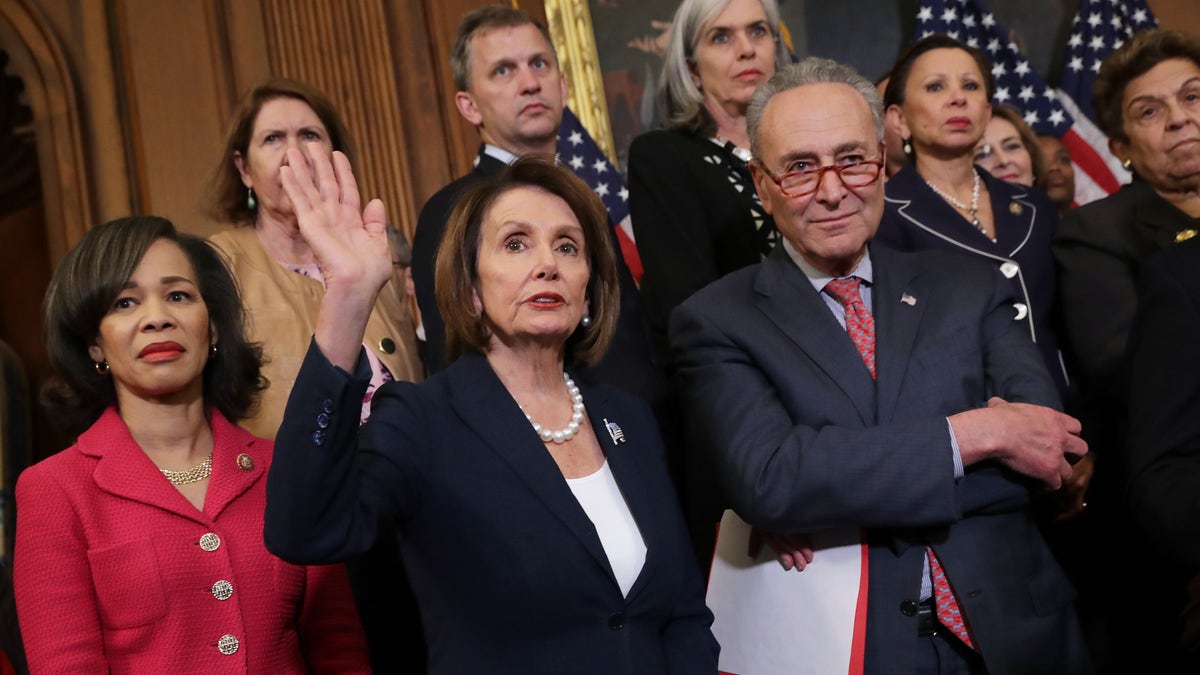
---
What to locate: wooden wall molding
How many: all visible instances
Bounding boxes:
[260,0,418,238]
[543,0,616,164]
[0,0,92,262]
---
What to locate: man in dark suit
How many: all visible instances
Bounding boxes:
[413,6,657,403]
[671,58,1092,674]
[1127,235,1200,670]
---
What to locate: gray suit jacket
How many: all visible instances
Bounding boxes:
[671,243,1090,675]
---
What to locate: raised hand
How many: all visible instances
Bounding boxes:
[280,144,390,296]
[280,143,389,370]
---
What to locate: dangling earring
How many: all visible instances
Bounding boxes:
[902,138,913,157]
[94,360,109,375]
[580,314,593,328]
[209,344,218,358]
[1122,158,1132,171]
[247,188,257,210]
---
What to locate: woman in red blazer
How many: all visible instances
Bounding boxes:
[14,216,369,673]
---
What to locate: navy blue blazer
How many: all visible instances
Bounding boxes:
[265,344,717,675]
[670,244,1090,675]
[878,165,1067,395]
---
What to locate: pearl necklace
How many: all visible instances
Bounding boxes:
[521,373,586,444]
[925,171,988,237]
[160,452,213,485]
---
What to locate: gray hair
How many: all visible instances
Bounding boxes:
[747,57,884,160]
[658,0,789,134]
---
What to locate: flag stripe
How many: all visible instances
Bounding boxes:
[1062,129,1121,194]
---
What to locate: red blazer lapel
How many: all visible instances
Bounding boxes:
[82,407,265,523]
[202,412,266,520]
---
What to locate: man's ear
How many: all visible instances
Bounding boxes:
[455,91,484,127]
[749,163,775,216]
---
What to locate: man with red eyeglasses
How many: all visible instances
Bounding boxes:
[671,58,1092,675]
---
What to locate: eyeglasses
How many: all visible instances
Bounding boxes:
[758,154,885,198]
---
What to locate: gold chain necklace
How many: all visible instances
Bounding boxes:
[160,452,213,485]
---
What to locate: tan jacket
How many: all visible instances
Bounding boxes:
[209,226,423,439]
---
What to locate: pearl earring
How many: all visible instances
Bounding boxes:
[247,188,257,210]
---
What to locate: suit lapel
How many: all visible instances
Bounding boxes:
[981,172,1038,259]
[1132,179,1199,247]
[475,149,509,177]
[754,248,876,425]
[886,166,1019,263]
[448,354,618,585]
[870,245,925,424]
[201,413,264,520]
[85,408,214,524]
[585,386,658,602]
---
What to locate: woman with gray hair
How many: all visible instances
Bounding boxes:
[628,0,789,362]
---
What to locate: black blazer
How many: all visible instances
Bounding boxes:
[879,164,1067,394]
[671,244,1090,675]
[412,147,664,407]
[1127,236,1200,573]
[412,151,508,374]
[1053,178,1198,391]
[628,129,777,362]
[265,344,718,675]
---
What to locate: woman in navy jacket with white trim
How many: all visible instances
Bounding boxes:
[877,36,1069,400]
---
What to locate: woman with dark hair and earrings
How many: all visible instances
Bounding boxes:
[1052,29,1200,673]
[14,216,368,673]
[877,35,1070,401]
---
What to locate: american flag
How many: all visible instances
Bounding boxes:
[1055,0,1157,201]
[912,0,1144,205]
[557,107,643,281]
[1059,0,1157,125]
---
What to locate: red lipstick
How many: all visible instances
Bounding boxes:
[139,341,185,361]
[527,292,565,308]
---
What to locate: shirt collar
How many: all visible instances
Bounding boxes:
[781,238,873,293]
[480,144,521,167]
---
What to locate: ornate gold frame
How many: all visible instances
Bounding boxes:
[543,0,617,163]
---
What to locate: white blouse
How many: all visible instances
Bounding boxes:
[565,461,647,597]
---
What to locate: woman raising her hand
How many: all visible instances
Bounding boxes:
[264,149,717,674]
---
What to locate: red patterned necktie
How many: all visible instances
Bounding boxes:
[823,277,876,378]
[824,276,977,650]
[928,550,976,648]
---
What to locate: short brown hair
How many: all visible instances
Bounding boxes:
[434,158,618,368]
[450,5,556,92]
[204,78,356,225]
[987,105,1046,186]
[1093,29,1200,141]
[42,216,266,436]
